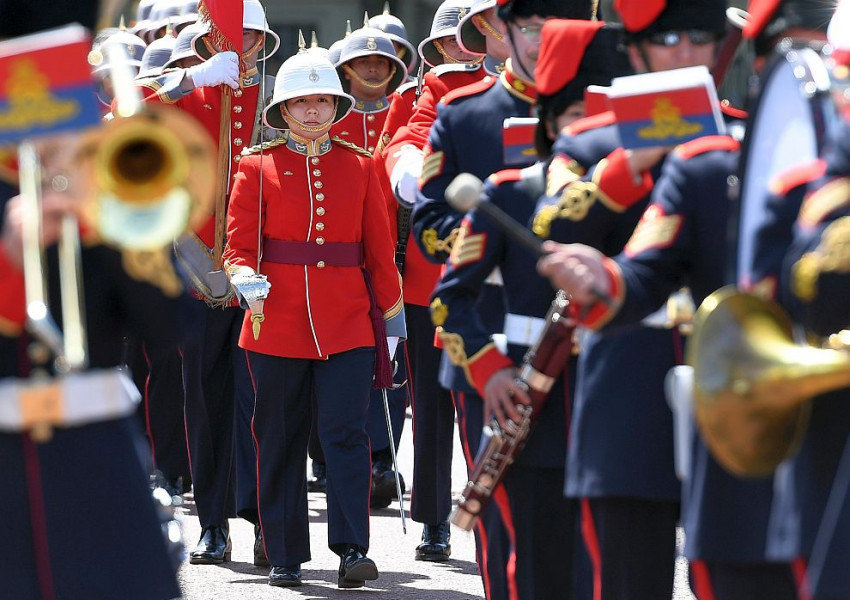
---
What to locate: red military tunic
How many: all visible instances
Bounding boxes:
[0,244,25,336]
[225,133,403,359]
[331,96,391,153]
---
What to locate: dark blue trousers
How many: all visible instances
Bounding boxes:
[248,347,375,567]
[405,304,455,525]
[365,345,408,454]
[689,560,798,600]
[0,420,180,600]
[182,303,244,527]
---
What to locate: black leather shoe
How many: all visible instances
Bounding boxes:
[338,546,378,589]
[370,451,405,509]
[254,524,270,567]
[415,521,451,562]
[307,461,327,493]
[269,565,302,587]
[189,523,232,564]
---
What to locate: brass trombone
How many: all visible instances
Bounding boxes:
[21,43,215,371]
[687,287,850,477]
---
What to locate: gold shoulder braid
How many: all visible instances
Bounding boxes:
[792,216,850,302]
[243,135,289,156]
[122,248,184,298]
[331,136,373,158]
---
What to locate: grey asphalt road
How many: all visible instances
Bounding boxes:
[175,413,696,599]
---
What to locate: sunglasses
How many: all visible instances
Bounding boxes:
[646,30,718,47]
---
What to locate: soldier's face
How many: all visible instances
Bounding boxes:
[631,35,717,73]
[437,36,480,63]
[345,55,392,100]
[507,16,545,80]
[282,94,336,139]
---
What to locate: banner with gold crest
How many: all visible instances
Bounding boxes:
[0,24,101,144]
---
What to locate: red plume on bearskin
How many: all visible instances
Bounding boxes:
[614,0,666,33]
[197,0,243,55]
[743,0,781,39]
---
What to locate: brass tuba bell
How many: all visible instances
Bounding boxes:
[687,287,850,477]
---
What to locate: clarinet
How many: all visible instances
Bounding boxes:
[452,290,577,531]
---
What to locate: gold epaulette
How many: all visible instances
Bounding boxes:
[242,134,289,156]
[331,136,372,158]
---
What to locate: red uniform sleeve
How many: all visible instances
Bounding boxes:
[362,158,403,319]
[0,244,26,335]
[224,155,263,273]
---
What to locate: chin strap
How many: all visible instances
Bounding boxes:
[472,13,504,42]
[281,99,338,134]
[342,63,397,90]
[433,40,484,66]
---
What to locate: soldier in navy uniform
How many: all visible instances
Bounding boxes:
[225,48,405,589]
[139,0,282,567]
[411,0,597,596]
[535,3,829,597]
[431,18,628,599]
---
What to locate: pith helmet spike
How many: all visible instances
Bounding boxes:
[345,19,352,36]
[363,11,369,27]
[383,1,391,15]
[297,29,306,52]
[311,30,319,47]
[119,14,127,30]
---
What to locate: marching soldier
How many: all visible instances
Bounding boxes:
[430,18,628,599]
[456,0,510,73]
[224,48,405,589]
[411,0,596,596]
[139,0,281,567]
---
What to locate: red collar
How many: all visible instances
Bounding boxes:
[500,61,537,103]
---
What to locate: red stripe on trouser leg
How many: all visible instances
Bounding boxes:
[689,560,718,600]
[792,557,811,600]
[245,351,269,561]
[492,484,519,600]
[23,436,56,600]
[581,498,603,600]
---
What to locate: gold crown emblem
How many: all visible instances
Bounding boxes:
[458,7,468,18]
[309,68,319,82]
[366,37,378,51]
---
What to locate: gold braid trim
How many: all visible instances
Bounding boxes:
[331,136,373,157]
[243,136,289,156]
[342,63,397,90]
[121,248,184,298]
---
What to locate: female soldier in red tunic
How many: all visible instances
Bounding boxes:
[224,48,405,589]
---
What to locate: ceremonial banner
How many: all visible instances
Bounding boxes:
[603,66,724,150]
[502,117,538,166]
[0,24,100,144]
[198,0,243,56]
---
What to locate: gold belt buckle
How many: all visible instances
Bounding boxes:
[19,381,65,442]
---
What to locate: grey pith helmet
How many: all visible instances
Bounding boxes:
[147,0,183,40]
[130,0,157,37]
[263,51,355,130]
[368,3,417,74]
[93,29,148,74]
[192,0,280,61]
[418,0,477,67]
[137,33,178,78]
[174,0,199,31]
[458,0,498,55]
[166,22,204,68]
[335,27,407,95]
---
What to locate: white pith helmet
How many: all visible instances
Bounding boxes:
[263,51,355,130]
[192,0,280,61]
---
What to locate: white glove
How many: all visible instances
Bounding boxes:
[386,336,399,360]
[390,145,424,208]
[188,51,240,90]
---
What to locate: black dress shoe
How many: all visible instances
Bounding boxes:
[415,521,451,562]
[370,451,405,509]
[307,461,327,493]
[338,545,379,589]
[189,523,232,564]
[268,565,302,587]
[254,524,270,567]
